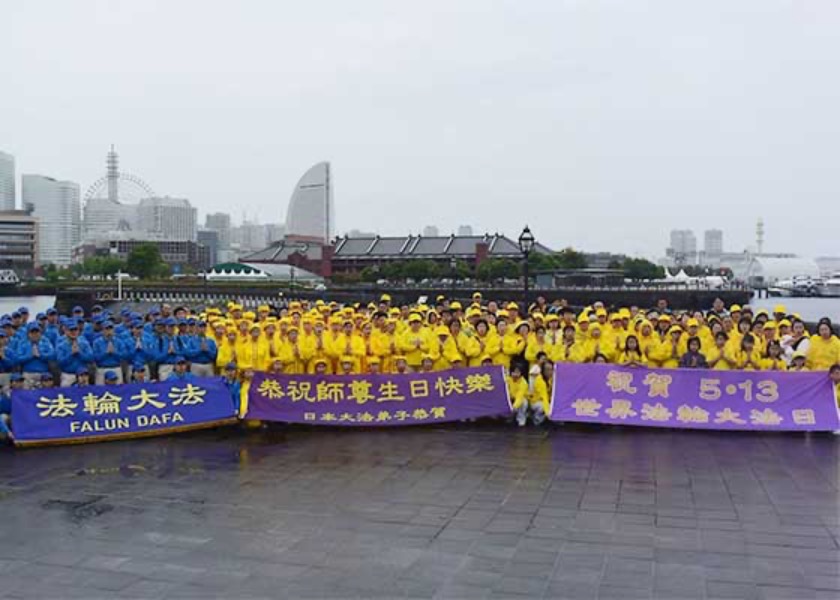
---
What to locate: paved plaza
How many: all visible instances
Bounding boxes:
[1,424,838,599]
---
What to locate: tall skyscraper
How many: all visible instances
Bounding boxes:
[22,174,80,265]
[668,229,697,265]
[137,197,197,241]
[0,151,15,211]
[704,229,723,257]
[285,162,333,243]
[205,212,231,248]
[423,225,440,237]
[457,225,474,236]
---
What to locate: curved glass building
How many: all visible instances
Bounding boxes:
[284,162,333,243]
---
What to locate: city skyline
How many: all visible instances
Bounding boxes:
[3,1,839,258]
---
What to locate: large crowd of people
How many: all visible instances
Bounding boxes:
[1,294,839,437]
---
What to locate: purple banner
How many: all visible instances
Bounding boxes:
[246,366,510,426]
[551,363,840,431]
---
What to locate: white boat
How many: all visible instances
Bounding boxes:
[768,275,823,297]
[818,272,840,298]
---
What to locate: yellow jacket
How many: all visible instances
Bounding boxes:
[238,338,270,371]
[508,375,529,410]
[529,374,550,413]
[398,328,431,367]
[470,333,501,367]
[807,336,840,371]
[706,346,735,370]
[216,340,236,369]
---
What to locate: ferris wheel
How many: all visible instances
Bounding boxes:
[83,172,156,203]
[83,145,156,204]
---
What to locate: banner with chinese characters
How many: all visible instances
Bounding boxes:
[12,378,238,447]
[550,363,840,431]
[246,366,510,426]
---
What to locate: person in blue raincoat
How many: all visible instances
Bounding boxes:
[13,323,55,389]
[167,356,194,382]
[93,321,126,384]
[56,319,95,387]
[188,321,217,377]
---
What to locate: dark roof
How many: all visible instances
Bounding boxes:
[332,234,554,259]
[240,240,323,262]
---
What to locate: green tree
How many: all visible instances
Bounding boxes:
[622,258,665,280]
[402,260,440,281]
[126,243,168,279]
[477,258,519,282]
[553,247,587,270]
[360,266,380,283]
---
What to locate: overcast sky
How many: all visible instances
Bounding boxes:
[3,0,838,259]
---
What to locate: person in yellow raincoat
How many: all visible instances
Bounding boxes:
[278,326,312,374]
[525,326,553,365]
[238,324,270,372]
[807,320,840,371]
[492,318,515,369]
[470,320,500,367]
[706,332,736,370]
[734,334,763,371]
[507,364,530,426]
[555,325,581,363]
[617,335,647,367]
[432,326,461,370]
[829,364,840,405]
[398,314,430,371]
[216,329,238,372]
[761,340,787,371]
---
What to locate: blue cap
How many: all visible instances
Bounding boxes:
[18,306,29,314]
[27,323,41,332]
[72,305,84,313]
[92,305,103,312]
[186,318,196,325]
[36,312,46,320]
[120,308,130,316]
[103,370,119,382]
[131,319,143,328]
[76,367,88,376]
[66,320,79,330]
[10,373,23,382]
[0,332,6,339]
[40,373,53,381]
[149,308,161,315]
[11,311,20,319]
[225,361,237,370]
[177,318,187,326]
[175,355,187,363]
[164,317,176,326]
[103,321,114,329]
[197,321,207,327]
[46,308,58,316]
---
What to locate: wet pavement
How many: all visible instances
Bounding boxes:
[1,423,838,599]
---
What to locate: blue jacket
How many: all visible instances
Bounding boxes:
[189,337,217,364]
[167,371,194,382]
[153,334,179,365]
[224,377,241,409]
[44,324,60,345]
[93,336,125,368]
[13,338,55,372]
[56,336,94,373]
[122,333,155,365]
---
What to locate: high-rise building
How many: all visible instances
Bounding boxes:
[423,225,440,237]
[668,229,697,265]
[83,197,138,241]
[22,174,80,265]
[457,225,474,236]
[285,161,333,243]
[205,212,231,249]
[137,197,197,241]
[704,229,723,257]
[265,223,286,244]
[0,210,39,276]
[0,151,15,211]
[197,229,219,267]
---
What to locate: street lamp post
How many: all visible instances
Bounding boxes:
[449,257,457,300]
[518,226,535,312]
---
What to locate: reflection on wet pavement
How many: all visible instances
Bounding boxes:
[1,423,838,598]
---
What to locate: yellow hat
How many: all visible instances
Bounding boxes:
[408,313,423,323]
[773,304,788,314]
[479,354,492,363]
[497,310,509,319]
[619,308,632,319]
[393,355,407,362]
[730,304,741,313]
[596,309,608,317]
[312,358,329,367]
[546,314,559,323]
[577,314,589,324]
[779,319,791,328]
[435,326,449,336]
[367,356,381,365]
[450,301,463,310]
[668,325,683,335]
[380,294,392,302]
[388,308,401,316]
[340,355,355,364]
[658,315,671,322]
[472,292,482,299]
[421,353,434,362]
[258,305,269,312]
[687,318,699,327]
[609,313,621,322]
[763,321,778,330]
[506,302,519,311]
[792,350,807,360]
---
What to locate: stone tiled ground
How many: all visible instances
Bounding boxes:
[0,424,838,599]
